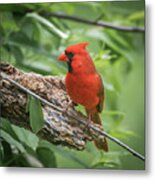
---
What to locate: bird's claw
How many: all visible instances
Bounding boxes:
[84,114,91,133]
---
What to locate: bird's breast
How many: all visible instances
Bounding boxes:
[65,73,100,110]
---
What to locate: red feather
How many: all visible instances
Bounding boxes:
[58,43,108,151]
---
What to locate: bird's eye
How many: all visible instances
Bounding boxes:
[65,51,74,60]
[68,52,74,59]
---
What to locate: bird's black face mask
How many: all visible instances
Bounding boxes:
[65,51,75,72]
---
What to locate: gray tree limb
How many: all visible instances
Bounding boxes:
[43,12,144,33]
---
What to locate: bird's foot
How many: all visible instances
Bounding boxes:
[84,114,91,133]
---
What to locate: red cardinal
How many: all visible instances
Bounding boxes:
[58,42,108,151]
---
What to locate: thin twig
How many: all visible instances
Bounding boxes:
[43,12,144,33]
[1,72,145,161]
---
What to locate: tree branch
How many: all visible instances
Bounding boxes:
[0,63,145,161]
[43,12,144,33]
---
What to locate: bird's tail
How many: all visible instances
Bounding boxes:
[86,109,108,152]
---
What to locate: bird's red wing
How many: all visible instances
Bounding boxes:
[96,75,104,113]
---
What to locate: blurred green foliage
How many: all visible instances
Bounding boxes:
[0,1,144,169]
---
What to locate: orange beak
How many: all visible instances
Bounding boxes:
[58,53,68,62]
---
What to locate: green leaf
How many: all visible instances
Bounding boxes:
[26,13,68,39]
[110,128,137,139]
[128,11,144,21]
[8,31,40,49]
[21,20,35,39]
[29,96,44,133]
[103,110,125,117]
[23,153,43,168]
[0,12,18,33]
[10,45,24,64]
[12,125,39,150]
[0,118,19,141]
[38,140,89,168]
[91,151,124,169]
[1,140,13,164]
[36,147,57,167]
[0,130,25,153]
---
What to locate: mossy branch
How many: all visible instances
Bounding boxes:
[0,63,145,161]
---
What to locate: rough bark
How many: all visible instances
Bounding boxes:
[0,62,97,150]
[0,63,146,162]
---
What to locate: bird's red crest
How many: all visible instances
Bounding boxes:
[66,42,89,53]
[58,42,89,62]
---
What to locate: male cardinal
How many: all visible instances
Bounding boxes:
[58,42,108,152]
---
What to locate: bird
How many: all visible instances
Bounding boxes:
[58,42,108,152]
